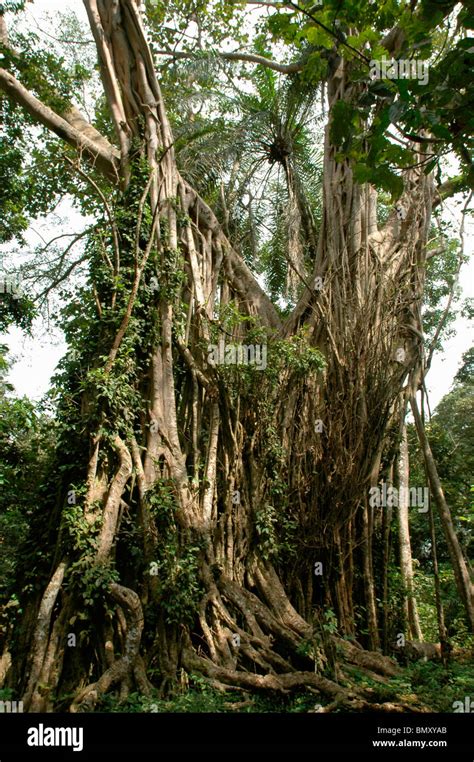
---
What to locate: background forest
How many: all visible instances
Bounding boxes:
[0,0,473,715]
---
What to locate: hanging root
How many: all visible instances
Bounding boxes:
[29,564,417,713]
[22,560,68,712]
[60,557,407,712]
[70,583,144,712]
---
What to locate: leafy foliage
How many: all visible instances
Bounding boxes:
[147,480,204,626]
[0,346,55,603]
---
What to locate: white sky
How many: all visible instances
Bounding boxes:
[2,0,473,410]
[25,0,87,16]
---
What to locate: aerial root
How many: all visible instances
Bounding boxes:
[179,570,416,712]
[70,582,144,712]
[183,647,425,712]
[337,639,400,677]
[66,569,405,713]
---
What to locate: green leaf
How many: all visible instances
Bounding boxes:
[330,101,356,147]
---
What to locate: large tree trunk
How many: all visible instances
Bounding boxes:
[1,0,455,710]
[397,421,423,641]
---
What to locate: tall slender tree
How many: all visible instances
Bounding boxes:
[397,421,423,641]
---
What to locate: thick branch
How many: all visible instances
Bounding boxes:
[63,105,120,160]
[82,0,131,165]
[0,68,120,181]
[182,180,282,331]
[433,176,469,208]
[2,1,282,332]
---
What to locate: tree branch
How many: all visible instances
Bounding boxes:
[288,1,371,64]
[182,179,282,332]
[0,8,120,180]
[433,176,469,208]
[156,48,304,74]
[0,68,120,182]
[243,0,371,63]
[1,0,282,332]
[36,252,90,301]
[64,155,121,279]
